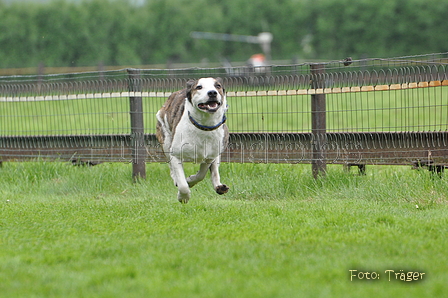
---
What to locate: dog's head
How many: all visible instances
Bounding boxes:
[186,77,225,113]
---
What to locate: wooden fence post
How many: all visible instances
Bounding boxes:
[310,63,327,178]
[127,68,146,181]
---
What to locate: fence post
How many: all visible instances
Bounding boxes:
[310,63,327,178]
[127,68,146,181]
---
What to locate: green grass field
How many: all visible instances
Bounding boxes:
[1,162,447,297]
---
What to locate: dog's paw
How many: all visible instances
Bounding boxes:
[215,184,229,195]
[177,191,191,204]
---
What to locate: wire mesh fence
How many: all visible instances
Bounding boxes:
[1,53,447,174]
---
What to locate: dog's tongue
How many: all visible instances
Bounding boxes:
[199,101,219,110]
[207,102,219,109]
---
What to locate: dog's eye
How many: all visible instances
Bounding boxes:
[196,85,202,90]
[215,84,222,89]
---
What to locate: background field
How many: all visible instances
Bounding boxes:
[1,162,447,297]
[1,86,447,135]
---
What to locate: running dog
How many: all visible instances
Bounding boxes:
[156,77,229,203]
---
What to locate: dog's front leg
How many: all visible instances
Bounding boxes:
[169,156,191,203]
[187,162,211,188]
[209,157,229,195]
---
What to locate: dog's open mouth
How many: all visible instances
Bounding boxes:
[198,101,221,112]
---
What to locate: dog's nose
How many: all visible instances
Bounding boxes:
[208,90,218,97]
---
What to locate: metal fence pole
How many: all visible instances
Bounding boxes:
[310,63,327,178]
[127,68,146,180]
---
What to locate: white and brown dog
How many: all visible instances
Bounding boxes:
[156,77,229,203]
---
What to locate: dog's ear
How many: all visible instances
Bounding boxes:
[215,77,225,93]
[186,79,197,102]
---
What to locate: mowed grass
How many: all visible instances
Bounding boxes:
[1,161,447,297]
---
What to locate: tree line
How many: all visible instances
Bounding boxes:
[0,0,447,69]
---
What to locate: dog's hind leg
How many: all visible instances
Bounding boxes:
[169,156,191,203]
[187,162,211,188]
[209,157,229,195]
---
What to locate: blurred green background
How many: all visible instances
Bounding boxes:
[1,0,447,70]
